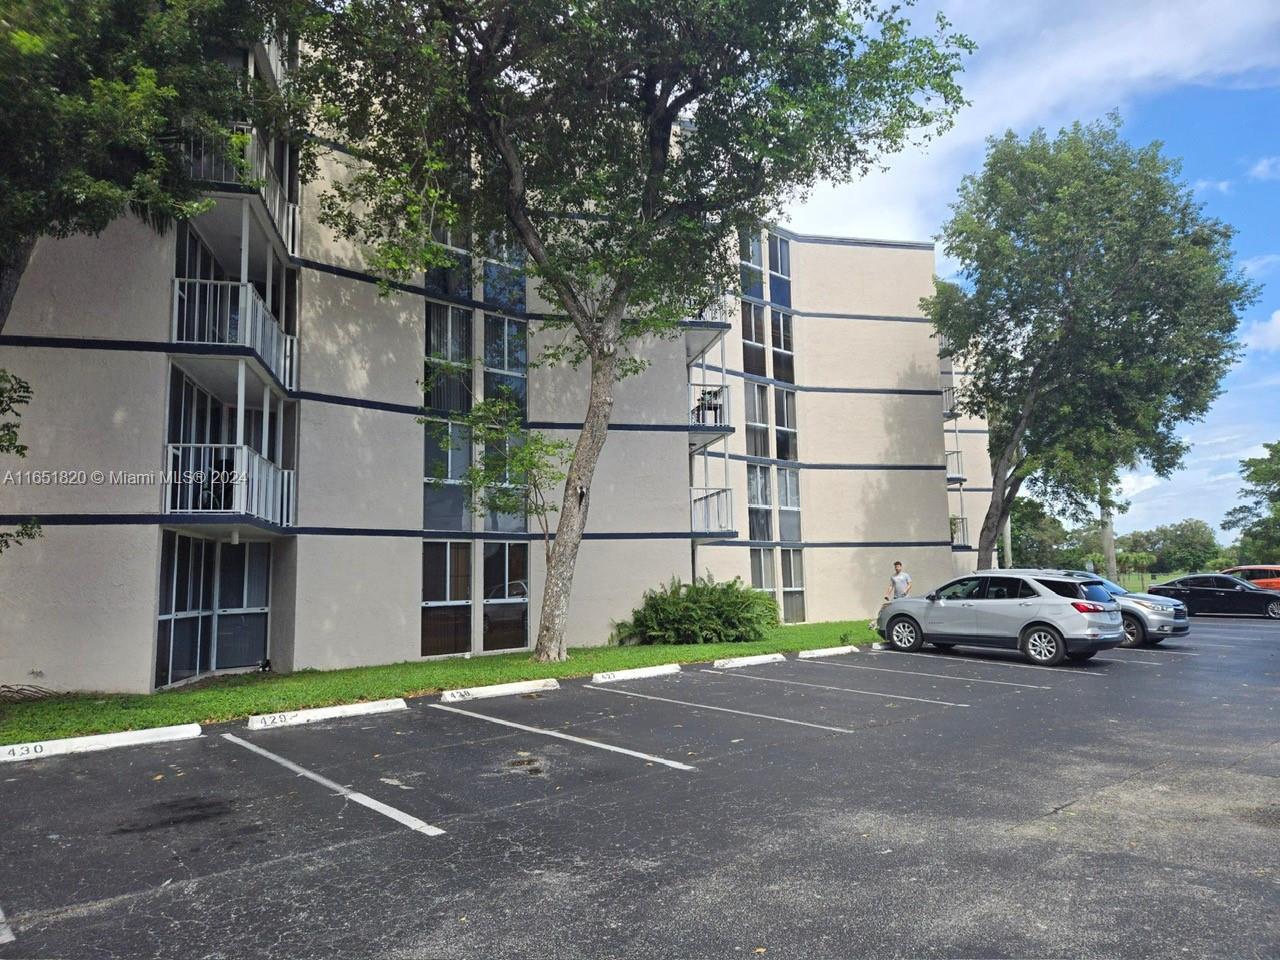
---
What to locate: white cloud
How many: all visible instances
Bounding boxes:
[1193,178,1232,194]
[784,0,1280,243]
[1190,431,1247,448]
[1118,472,1163,499]
[1243,309,1280,351]
[1249,155,1280,180]
[1242,253,1280,277]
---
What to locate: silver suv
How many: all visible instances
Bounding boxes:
[876,571,1124,666]
[1035,570,1189,646]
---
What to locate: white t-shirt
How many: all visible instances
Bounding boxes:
[890,571,912,598]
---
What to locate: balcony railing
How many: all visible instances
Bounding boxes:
[187,122,294,253]
[691,487,734,535]
[260,33,288,86]
[689,382,730,429]
[945,449,966,484]
[166,444,295,526]
[950,515,971,548]
[172,278,296,389]
[942,385,958,419]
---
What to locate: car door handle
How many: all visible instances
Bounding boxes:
[961,602,975,607]
[1019,601,1034,606]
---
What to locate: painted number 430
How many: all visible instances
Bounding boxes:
[5,743,44,758]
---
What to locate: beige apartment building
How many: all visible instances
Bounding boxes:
[0,42,989,696]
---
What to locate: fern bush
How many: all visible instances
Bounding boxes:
[612,576,780,646]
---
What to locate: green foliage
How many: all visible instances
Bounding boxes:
[1117,550,1155,575]
[924,114,1259,562]
[0,369,40,554]
[613,577,780,646]
[0,0,301,300]
[1116,519,1221,572]
[1009,497,1071,567]
[1223,440,1280,563]
[299,0,972,360]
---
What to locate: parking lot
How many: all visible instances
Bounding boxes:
[1,617,1277,959]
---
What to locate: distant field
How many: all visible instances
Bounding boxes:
[1117,571,1189,592]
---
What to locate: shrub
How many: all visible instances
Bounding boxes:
[612,576,780,646]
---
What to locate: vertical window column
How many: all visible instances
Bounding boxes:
[771,309,794,383]
[767,233,791,307]
[744,382,770,458]
[483,542,529,650]
[780,548,806,623]
[739,231,764,300]
[778,467,802,542]
[750,547,776,594]
[774,388,798,461]
[747,464,773,541]
[741,303,768,378]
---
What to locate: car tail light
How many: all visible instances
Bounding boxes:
[1071,601,1106,613]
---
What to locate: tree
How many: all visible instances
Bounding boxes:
[300,0,972,660]
[0,370,39,554]
[1223,441,1280,563]
[0,0,301,333]
[924,115,1259,569]
[1116,519,1220,573]
[1008,496,1069,568]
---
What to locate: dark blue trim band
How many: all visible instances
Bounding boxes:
[727,453,943,471]
[705,364,941,396]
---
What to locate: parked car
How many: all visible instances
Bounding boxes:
[875,571,1123,666]
[1148,574,1280,619]
[1220,565,1280,591]
[1029,569,1189,647]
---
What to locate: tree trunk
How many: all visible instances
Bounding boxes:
[0,236,37,337]
[1001,513,1013,568]
[533,352,617,662]
[1101,502,1118,581]
[976,486,1005,570]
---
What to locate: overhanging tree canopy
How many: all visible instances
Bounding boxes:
[925,115,1259,569]
[300,0,973,660]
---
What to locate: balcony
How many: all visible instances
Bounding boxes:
[165,443,296,526]
[950,515,971,548]
[683,297,733,362]
[691,487,734,537]
[689,381,732,451]
[187,122,294,253]
[945,450,966,485]
[942,385,959,420]
[172,278,297,389]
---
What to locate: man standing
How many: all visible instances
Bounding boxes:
[884,560,912,602]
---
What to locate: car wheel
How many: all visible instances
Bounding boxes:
[1266,599,1280,620]
[887,616,924,652]
[1021,625,1067,666]
[1067,650,1097,662]
[1120,614,1146,647]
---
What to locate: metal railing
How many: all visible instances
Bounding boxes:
[691,487,734,534]
[689,382,730,428]
[165,444,295,526]
[260,33,288,85]
[945,449,966,483]
[942,385,958,419]
[171,278,295,388]
[950,515,971,548]
[186,122,293,252]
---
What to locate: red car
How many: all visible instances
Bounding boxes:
[1221,565,1280,591]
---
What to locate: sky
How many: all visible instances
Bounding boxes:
[783,0,1280,539]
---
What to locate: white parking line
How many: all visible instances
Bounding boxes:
[221,734,445,836]
[700,669,969,708]
[797,658,1051,690]
[870,649,1103,676]
[1114,647,1200,657]
[584,684,857,733]
[1093,657,1161,666]
[0,903,14,945]
[429,704,696,771]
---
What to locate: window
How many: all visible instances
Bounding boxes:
[741,302,767,377]
[780,548,805,622]
[1035,578,1083,599]
[777,467,801,541]
[425,302,473,414]
[744,382,770,458]
[747,464,772,541]
[483,236,525,312]
[774,388,798,461]
[767,233,791,307]
[1081,582,1115,603]
[483,435,527,533]
[483,542,529,651]
[982,577,1025,600]
[422,541,472,655]
[750,547,775,591]
[215,542,271,669]
[484,314,527,414]
[425,225,472,300]
[771,310,794,383]
[938,577,984,600]
[424,421,472,530]
[739,230,763,299]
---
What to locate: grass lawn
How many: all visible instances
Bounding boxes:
[0,620,876,746]
[1116,571,1187,592]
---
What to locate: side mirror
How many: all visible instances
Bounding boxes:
[926,593,939,602]
[1236,585,1245,591]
